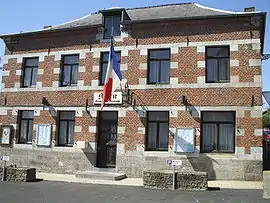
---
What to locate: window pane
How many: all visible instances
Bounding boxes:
[207,47,229,57]
[160,61,170,83]
[104,16,113,38]
[101,111,117,120]
[19,120,28,143]
[147,123,157,149]
[31,68,38,86]
[25,58,38,66]
[113,15,121,36]
[23,68,32,87]
[149,61,158,83]
[63,55,79,64]
[22,111,34,119]
[62,66,71,85]
[219,124,234,151]
[27,120,33,143]
[60,111,75,120]
[202,123,217,152]
[68,121,75,145]
[71,65,78,84]
[207,59,218,82]
[59,121,67,145]
[148,112,168,121]
[219,58,229,81]
[203,112,234,122]
[149,50,170,59]
[158,123,168,149]
[102,53,109,62]
[101,63,108,85]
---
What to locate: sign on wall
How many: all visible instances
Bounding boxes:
[93,92,122,105]
[174,128,195,153]
[36,124,52,147]
[0,125,13,147]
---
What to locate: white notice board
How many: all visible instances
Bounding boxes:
[174,128,195,153]
[36,124,52,147]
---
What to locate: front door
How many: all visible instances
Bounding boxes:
[97,111,118,168]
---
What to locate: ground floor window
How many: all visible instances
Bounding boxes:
[146,111,169,151]
[18,110,34,144]
[201,111,235,153]
[58,111,75,146]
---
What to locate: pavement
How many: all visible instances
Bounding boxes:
[37,172,263,189]
[0,181,268,203]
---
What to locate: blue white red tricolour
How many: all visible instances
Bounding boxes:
[101,41,122,109]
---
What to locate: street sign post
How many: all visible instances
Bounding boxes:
[167,159,182,190]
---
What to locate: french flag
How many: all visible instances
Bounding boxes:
[101,41,122,109]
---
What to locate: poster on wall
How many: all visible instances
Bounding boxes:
[174,128,195,153]
[36,124,52,147]
[0,125,13,146]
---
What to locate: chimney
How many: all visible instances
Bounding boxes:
[244,7,255,12]
[43,25,52,29]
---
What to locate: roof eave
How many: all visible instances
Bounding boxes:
[0,24,101,39]
[122,12,266,24]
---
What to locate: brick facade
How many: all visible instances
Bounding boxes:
[0,6,266,180]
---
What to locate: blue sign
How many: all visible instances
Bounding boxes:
[167,160,172,165]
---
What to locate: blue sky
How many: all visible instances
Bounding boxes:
[0,0,269,103]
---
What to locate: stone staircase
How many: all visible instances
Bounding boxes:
[75,168,126,181]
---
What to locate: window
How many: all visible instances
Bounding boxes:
[206,46,230,83]
[18,111,34,144]
[201,111,235,153]
[100,52,121,85]
[146,111,169,151]
[58,111,75,146]
[148,49,170,84]
[60,55,79,86]
[104,15,121,39]
[22,58,39,87]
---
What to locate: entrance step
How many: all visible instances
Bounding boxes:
[75,171,126,181]
[92,167,116,173]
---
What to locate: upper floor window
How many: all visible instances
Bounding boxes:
[104,15,121,39]
[22,58,39,88]
[60,55,79,86]
[148,49,170,84]
[206,46,230,83]
[18,110,34,144]
[201,111,235,153]
[100,51,121,85]
[146,111,169,151]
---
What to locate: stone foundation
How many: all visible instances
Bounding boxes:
[0,148,262,181]
[0,166,36,182]
[143,171,207,190]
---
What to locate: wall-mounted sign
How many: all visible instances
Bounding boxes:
[93,92,122,105]
[0,125,13,147]
[36,124,52,147]
[174,128,195,153]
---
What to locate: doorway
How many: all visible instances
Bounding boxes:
[97,111,118,168]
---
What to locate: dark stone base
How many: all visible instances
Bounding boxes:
[0,167,36,182]
[143,171,208,190]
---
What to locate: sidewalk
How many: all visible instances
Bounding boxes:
[36,172,263,189]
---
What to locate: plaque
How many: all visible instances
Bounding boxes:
[0,125,13,147]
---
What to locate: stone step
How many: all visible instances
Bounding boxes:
[92,167,116,173]
[75,171,126,181]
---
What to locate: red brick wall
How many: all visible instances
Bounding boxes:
[0,16,263,152]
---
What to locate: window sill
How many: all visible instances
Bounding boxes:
[205,81,230,84]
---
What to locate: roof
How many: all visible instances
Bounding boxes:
[0,3,266,37]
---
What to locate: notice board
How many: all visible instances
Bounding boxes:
[36,124,52,147]
[174,128,195,153]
